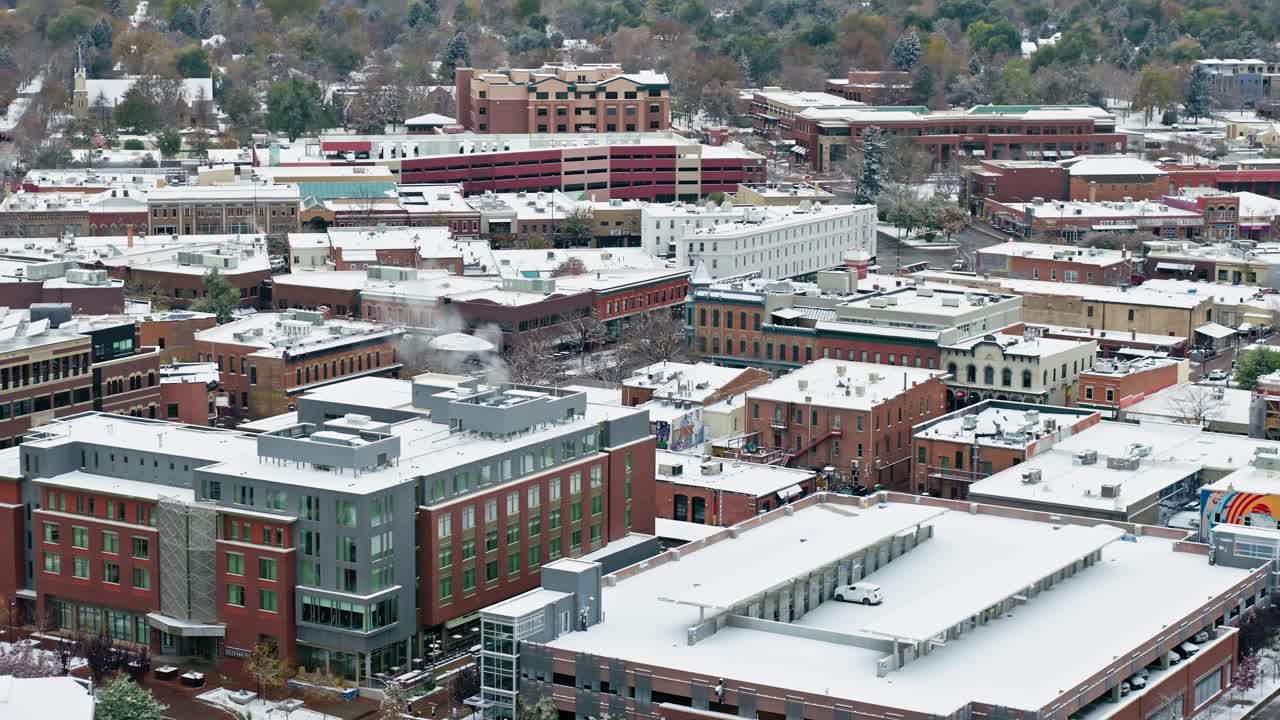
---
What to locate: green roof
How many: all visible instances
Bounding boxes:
[296,180,397,201]
[863,106,930,114]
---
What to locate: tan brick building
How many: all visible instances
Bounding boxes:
[456,64,670,134]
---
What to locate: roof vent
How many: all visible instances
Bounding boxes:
[1020,469,1042,484]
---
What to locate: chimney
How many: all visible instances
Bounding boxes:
[1089,181,1097,203]
[127,224,133,248]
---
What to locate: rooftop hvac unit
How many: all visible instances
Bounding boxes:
[1024,410,1040,427]
[1044,418,1058,433]
[917,287,934,297]
[797,379,808,391]
[836,365,847,377]
[701,460,723,476]
[1100,482,1122,499]
[941,295,961,307]
[658,463,682,476]
[1020,469,1042,484]
[1106,455,1140,471]
[1075,449,1098,465]
[961,414,978,431]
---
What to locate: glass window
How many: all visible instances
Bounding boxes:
[131,537,149,559]
[73,556,89,579]
[43,552,61,573]
[227,552,245,575]
[42,522,59,543]
[300,495,320,521]
[259,557,277,581]
[336,500,357,527]
[259,589,278,612]
[437,514,451,538]
[227,584,245,607]
[132,567,150,589]
[101,531,119,555]
[267,490,288,511]
[103,561,120,584]
[72,526,88,549]
[438,576,453,601]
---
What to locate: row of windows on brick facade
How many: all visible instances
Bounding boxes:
[947,358,1089,388]
[44,489,156,525]
[1,352,91,389]
[437,521,608,603]
[42,551,152,589]
[753,396,933,432]
[42,522,151,557]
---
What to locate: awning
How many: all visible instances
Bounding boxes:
[1060,150,1076,158]
[321,140,372,153]
[1156,262,1195,272]
[790,146,808,156]
[1197,322,1237,340]
[146,612,225,638]
[1091,224,1138,231]
[1025,150,1042,158]
[777,484,804,500]
[1042,150,1059,158]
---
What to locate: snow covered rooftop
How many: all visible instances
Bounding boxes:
[656,450,812,497]
[915,403,1097,449]
[193,311,402,358]
[1123,383,1251,429]
[1064,156,1166,177]
[547,497,1252,715]
[624,362,758,404]
[0,676,93,720]
[746,359,944,412]
[978,241,1127,266]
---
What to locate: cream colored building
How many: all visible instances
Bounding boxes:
[941,331,1099,407]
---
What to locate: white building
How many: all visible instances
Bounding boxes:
[941,330,1099,406]
[681,202,877,280]
[640,199,746,259]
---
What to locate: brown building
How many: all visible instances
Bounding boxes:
[976,242,1135,286]
[159,363,219,425]
[738,360,948,489]
[193,310,404,420]
[654,450,816,527]
[825,70,913,104]
[98,242,273,310]
[1074,356,1187,416]
[910,400,1102,500]
[138,310,218,364]
[456,63,670,134]
[621,362,771,408]
[147,186,301,237]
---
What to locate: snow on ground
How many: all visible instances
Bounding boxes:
[0,639,88,671]
[198,688,342,720]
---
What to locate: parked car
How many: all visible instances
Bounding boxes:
[1120,682,1131,697]
[1129,674,1147,689]
[1180,641,1200,656]
[1168,650,1183,665]
[1194,630,1210,643]
[833,582,883,605]
[1207,369,1228,381]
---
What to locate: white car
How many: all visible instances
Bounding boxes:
[1129,674,1147,689]
[833,582,883,606]
[1208,369,1228,381]
[1180,641,1200,656]
[1168,650,1183,665]
[1120,682,1131,697]
[1194,630,1210,643]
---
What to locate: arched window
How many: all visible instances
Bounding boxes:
[1022,369,1033,388]
[966,364,976,382]
[947,363,957,378]
[1002,368,1013,387]
[983,366,995,385]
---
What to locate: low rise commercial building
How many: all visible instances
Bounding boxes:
[824,69,913,104]
[911,401,1101,499]
[654,450,815,526]
[1196,59,1280,104]
[1010,322,1189,359]
[1125,382,1251,436]
[478,491,1259,720]
[640,198,745,259]
[1144,240,1280,287]
[0,373,656,681]
[682,203,877,280]
[748,89,863,141]
[159,362,219,425]
[1075,356,1188,417]
[622,362,771,451]
[146,185,301,237]
[977,242,1134,285]
[940,329,1097,408]
[193,310,405,419]
[983,197,1202,242]
[740,360,947,489]
[138,310,218,364]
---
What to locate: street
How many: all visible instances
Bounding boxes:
[876,224,1008,274]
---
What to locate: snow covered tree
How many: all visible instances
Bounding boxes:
[171,4,198,37]
[109,0,123,18]
[853,126,888,205]
[891,32,922,72]
[407,2,434,29]
[1235,652,1261,696]
[197,1,215,39]
[1185,64,1215,124]
[378,681,411,720]
[91,18,112,49]
[95,675,166,720]
[439,31,471,82]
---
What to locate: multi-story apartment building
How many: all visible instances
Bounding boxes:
[740,360,947,488]
[0,306,163,449]
[789,104,1126,172]
[2,373,654,683]
[689,271,1022,374]
[0,189,148,238]
[147,186,301,237]
[910,400,1101,499]
[268,132,765,202]
[681,203,877,280]
[748,89,862,141]
[976,242,1135,286]
[640,199,746,259]
[193,310,405,420]
[940,328,1098,409]
[455,64,670,134]
[100,237,273,309]
[1197,59,1280,103]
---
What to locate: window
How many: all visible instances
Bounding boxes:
[103,561,120,584]
[438,576,453,601]
[300,495,320,521]
[527,485,540,508]
[73,556,89,579]
[132,567,151,589]
[201,479,222,501]
[507,551,519,575]
[486,528,499,552]
[590,465,602,487]
[507,492,519,516]
[44,552,61,573]
[485,559,498,583]
[463,566,476,592]
[234,484,254,506]
[267,490,287,511]
[507,523,520,545]
[341,568,358,592]
[72,526,88,549]
[570,472,582,495]
[42,522,59,544]
[528,545,541,567]
[259,557,277,581]
[438,543,453,568]
[549,478,561,502]
[1194,669,1222,709]
[437,514,451,539]
[227,584,245,607]
[336,500,357,527]
[549,508,562,530]
[227,552,245,575]
[259,589,278,613]
[485,498,497,524]
[591,495,603,515]
[102,531,118,555]
[371,495,393,526]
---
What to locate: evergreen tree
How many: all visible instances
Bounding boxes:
[91,17,112,49]
[197,1,215,39]
[95,675,166,720]
[171,4,198,36]
[108,0,123,18]
[439,31,471,82]
[736,50,754,87]
[407,2,436,29]
[241,0,257,8]
[1184,63,1215,124]
[425,0,439,12]
[191,268,242,323]
[853,126,888,205]
[891,31,922,72]
[911,64,935,105]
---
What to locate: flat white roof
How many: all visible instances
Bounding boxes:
[34,469,196,503]
[0,675,93,720]
[1124,383,1251,428]
[548,500,1249,715]
[916,271,1210,309]
[656,451,812,497]
[654,517,725,542]
[300,376,417,411]
[193,312,402,357]
[979,242,1127,265]
[1065,156,1166,177]
[747,359,945,412]
[916,405,1095,449]
[999,199,1197,220]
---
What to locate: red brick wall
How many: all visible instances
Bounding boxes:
[33,508,162,618]
[1004,256,1132,286]
[139,315,218,364]
[272,284,362,317]
[117,267,269,309]
[96,351,162,418]
[1077,362,1181,410]
[160,380,213,425]
[1069,176,1165,202]
[0,493,23,609]
[215,537,297,666]
[605,436,655,537]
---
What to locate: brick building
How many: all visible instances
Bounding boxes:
[976,242,1135,286]
[159,362,219,425]
[740,360,947,489]
[193,310,404,420]
[1,374,656,682]
[824,70,913,104]
[911,400,1102,499]
[748,89,862,141]
[146,186,300,237]
[478,491,1256,720]
[982,198,1203,242]
[621,362,771,452]
[940,329,1098,409]
[1074,356,1187,417]
[90,235,273,310]
[0,267,126,315]
[654,450,815,526]
[326,227,464,273]
[455,63,670,134]
[138,310,218,364]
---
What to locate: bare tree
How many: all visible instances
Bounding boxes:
[502,335,559,386]
[84,631,137,684]
[552,256,587,277]
[245,640,289,700]
[567,309,607,358]
[378,679,411,720]
[452,664,480,704]
[1167,385,1224,426]
[621,311,688,366]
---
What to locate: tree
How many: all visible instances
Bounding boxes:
[502,335,559,386]
[1185,64,1215,124]
[407,2,437,30]
[946,74,991,107]
[90,18,112,49]
[452,664,480,704]
[1235,652,1261,697]
[85,632,136,684]
[553,256,587,277]
[567,309,607,359]
[0,643,61,678]
[622,310,687,366]
[109,0,123,17]
[966,20,1020,58]
[191,268,241,323]
[1167,385,1224,426]
[197,1,215,39]
[1236,347,1280,390]
[171,4,198,36]
[155,130,181,158]
[115,81,163,133]
[175,47,211,78]
[379,680,411,720]
[95,674,166,720]
[518,693,560,720]
[853,126,888,205]
[911,65,935,106]
[557,208,594,248]
[941,206,967,241]
[439,31,471,83]
[1134,65,1182,125]
[266,78,328,141]
[244,640,288,700]
[891,32,922,72]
